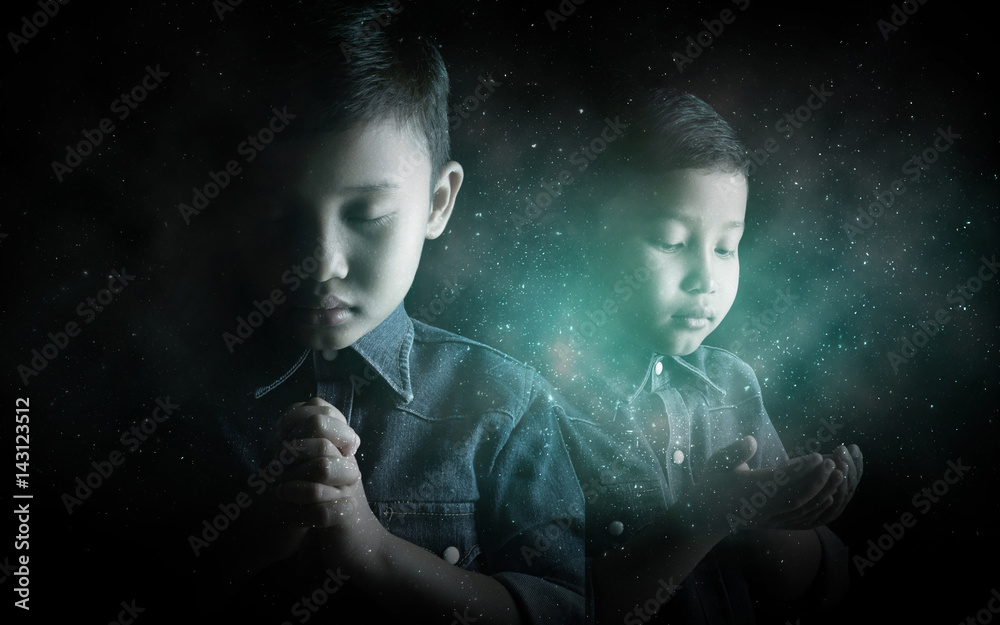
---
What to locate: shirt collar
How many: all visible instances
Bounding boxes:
[646,351,727,399]
[252,302,414,402]
[350,302,414,403]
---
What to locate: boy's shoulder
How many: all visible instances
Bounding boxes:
[406,317,546,421]
[409,316,535,372]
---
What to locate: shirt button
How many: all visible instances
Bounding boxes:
[672,449,685,465]
[654,360,663,375]
[443,546,460,565]
[608,520,624,536]
[322,348,338,361]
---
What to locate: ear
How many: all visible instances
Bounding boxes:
[426,160,464,239]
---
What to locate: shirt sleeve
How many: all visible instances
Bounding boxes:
[710,349,790,470]
[478,372,586,625]
[705,349,851,613]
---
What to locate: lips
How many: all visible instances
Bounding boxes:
[310,295,351,310]
[292,295,353,327]
[671,306,715,330]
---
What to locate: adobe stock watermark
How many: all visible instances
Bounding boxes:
[17,267,137,386]
[877,0,930,41]
[51,64,170,182]
[509,115,629,231]
[106,599,144,625]
[745,82,834,177]
[958,588,1000,625]
[724,286,800,355]
[786,417,844,459]
[10,553,29,610]
[887,252,997,373]
[623,577,682,624]
[725,454,813,532]
[580,457,628,507]
[279,567,351,625]
[544,0,587,31]
[449,608,481,625]
[411,277,465,326]
[61,397,180,515]
[178,106,296,225]
[212,0,244,22]
[188,440,304,556]
[316,348,383,398]
[7,0,72,53]
[572,263,651,342]
[222,243,335,353]
[520,516,576,567]
[844,126,960,239]
[449,73,503,131]
[223,288,290,353]
[672,0,751,73]
[852,458,970,577]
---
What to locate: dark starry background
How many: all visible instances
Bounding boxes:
[1,0,997,622]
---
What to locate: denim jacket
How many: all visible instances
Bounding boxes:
[222,303,585,624]
[557,345,845,624]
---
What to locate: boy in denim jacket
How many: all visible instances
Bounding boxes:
[186,3,585,623]
[552,89,863,624]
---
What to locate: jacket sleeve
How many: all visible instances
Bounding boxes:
[701,347,852,613]
[479,372,586,625]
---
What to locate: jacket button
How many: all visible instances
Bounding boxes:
[443,546,460,565]
[672,449,685,465]
[608,520,624,536]
[654,360,663,375]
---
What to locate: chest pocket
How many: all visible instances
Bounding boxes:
[372,500,482,570]
[565,403,672,557]
[580,437,671,555]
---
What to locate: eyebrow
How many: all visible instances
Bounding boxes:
[648,214,746,230]
[341,181,400,193]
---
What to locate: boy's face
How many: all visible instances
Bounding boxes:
[236,118,462,350]
[603,168,747,356]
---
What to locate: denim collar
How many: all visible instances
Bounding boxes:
[639,351,727,401]
[350,302,414,403]
[253,302,414,402]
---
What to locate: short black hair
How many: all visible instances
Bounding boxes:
[566,87,748,229]
[243,0,452,175]
[609,87,749,177]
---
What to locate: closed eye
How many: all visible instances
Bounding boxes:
[353,213,395,227]
[358,213,396,227]
[651,239,684,253]
[343,196,396,227]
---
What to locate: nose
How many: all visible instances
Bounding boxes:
[311,220,349,283]
[682,247,718,295]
